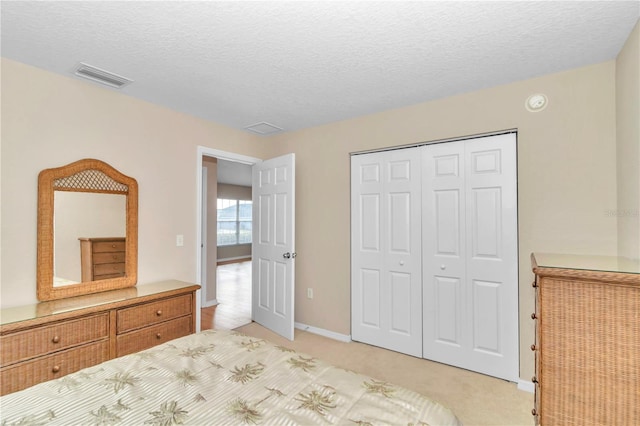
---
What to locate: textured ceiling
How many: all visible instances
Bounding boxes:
[2,1,638,135]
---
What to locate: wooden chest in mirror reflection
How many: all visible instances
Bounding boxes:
[79,237,126,282]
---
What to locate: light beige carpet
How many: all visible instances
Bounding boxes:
[235,322,533,426]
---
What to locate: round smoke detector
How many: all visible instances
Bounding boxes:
[525,94,548,112]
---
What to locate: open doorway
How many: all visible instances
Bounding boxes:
[196,148,297,340]
[196,147,260,331]
[202,260,252,330]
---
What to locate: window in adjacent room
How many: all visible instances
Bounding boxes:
[217,199,252,246]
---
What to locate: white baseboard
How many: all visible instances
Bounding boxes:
[518,379,535,393]
[202,298,218,308]
[294,322,351,343]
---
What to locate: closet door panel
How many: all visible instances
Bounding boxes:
[361,269,381,327]
[471,187,502,259]
[390,271,412,334]
[388,192,412,253]
[422,141,467,365]
[360,195,380,251]
[423,134,518,382]
[435,189,461,256]
[472,279,501,354]
[433,275,462,346]
[464,134,518,380]
[351,149,422,357]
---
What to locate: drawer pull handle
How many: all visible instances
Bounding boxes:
[156,333,162,339]
[112,244,117,248]
[531,344,536,351]
[52,336,60,344]
[52,365,61,373]
[156,310,163,316]
[113,255,118,260]
[531,376,538,383]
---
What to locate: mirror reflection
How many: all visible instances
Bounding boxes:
[53,192,126,286]
[37,158,138,302]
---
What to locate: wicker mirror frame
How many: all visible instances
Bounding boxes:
[37,159,138,301]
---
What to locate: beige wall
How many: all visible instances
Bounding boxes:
[616,19,640,260]
[0,58,269,308]
[218,183,251,200]
[268,61,619,381]
[218,244,251,261]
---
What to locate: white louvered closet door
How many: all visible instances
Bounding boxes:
[351,148,423,358]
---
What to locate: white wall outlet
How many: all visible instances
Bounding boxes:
[176,234,184,247]
[307,288,313,299]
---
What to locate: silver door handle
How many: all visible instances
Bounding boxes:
[283,252,291,259]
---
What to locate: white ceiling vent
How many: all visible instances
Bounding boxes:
[73,63,133,89]
[244,122,283,135]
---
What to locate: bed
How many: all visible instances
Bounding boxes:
[0,329,461,425]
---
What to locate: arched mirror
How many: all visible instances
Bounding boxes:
[37,159,138,301]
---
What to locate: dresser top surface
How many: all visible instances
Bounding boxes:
[533,252,640,275]
[0,280,200,327]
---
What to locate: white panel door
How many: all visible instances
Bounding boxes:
[252,153,295,340]
[351,148,422,357]
[422,133,518,381]
[422,141,467,366]
[465,134,518,380]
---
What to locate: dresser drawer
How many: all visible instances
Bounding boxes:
[92,240,125,253]
[0,313,109,366]
[94,273,126,281]
[93,252,126,264]
[116,316,192,357]
[94,262,126,276]
[0,340,109,395]
[116,294,192,333]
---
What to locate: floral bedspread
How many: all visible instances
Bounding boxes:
[0,329,462,425]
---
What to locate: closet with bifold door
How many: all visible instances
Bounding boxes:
[351,132,519,382]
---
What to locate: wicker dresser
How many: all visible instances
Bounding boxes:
[531,253,640,425]
[0,280,199,395]
[79,237,126,282]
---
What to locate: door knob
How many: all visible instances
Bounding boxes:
[440,264,446,270]
[399,261,405,265]
[291,252,297,258]
[283,252,291,259]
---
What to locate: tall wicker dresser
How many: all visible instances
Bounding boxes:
[531,253,639,425]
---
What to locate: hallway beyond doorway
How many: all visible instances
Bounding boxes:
[201,261,252,330]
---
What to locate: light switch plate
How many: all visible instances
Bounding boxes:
[176,234,184,247]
